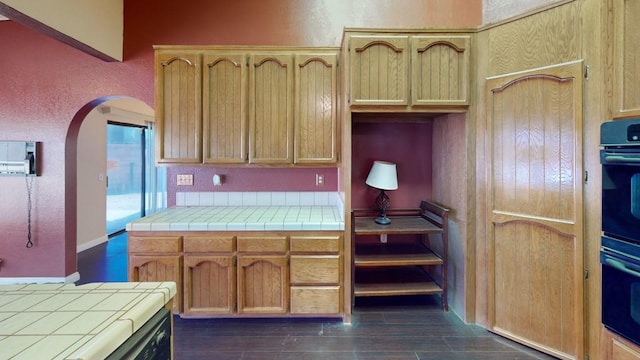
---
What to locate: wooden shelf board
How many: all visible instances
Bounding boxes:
[353,216,442,235]
[354,281,442,297]
[354,252,442,267]
[354,243,443,267]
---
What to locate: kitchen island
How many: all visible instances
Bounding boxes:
[126,205,346,319]
[0,281,176,360]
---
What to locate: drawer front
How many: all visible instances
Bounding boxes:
[290,286,341,314]
[290,255,340,284]
[184,236,235,253]
[237,236,288,253]
[290,235,341,253]
[129,236,182,253]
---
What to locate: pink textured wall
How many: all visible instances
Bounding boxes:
[351,118,433,210]
[0,0,480,279]
[166,167,338,206]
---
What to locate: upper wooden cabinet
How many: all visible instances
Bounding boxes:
[294,53,338,165]
[248,54,294,164]
[344,31,471,112]
[154,46,339,166]
[154,51,203,164]
[349,35,410,107]
[411,36,470,108]
[202,53,248,164]
[612,0,640,118]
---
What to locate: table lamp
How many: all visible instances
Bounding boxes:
[365,161,398,225]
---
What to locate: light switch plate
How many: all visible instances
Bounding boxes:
[177,174,193,186]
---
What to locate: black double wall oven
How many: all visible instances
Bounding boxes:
[600,118,640,347]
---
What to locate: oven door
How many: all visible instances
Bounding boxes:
[601,149,640,243]
[106,307,172,360]
[601,237,640,347]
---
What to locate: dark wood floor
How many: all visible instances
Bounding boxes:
[77,233,558,360]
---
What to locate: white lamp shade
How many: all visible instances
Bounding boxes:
[365,161,398,190]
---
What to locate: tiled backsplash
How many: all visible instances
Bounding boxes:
[176,191,344,217]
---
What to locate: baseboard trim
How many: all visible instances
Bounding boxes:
[77,235,108,253]
[0,271,80,285]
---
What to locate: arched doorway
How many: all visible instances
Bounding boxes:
[66,96,165,282]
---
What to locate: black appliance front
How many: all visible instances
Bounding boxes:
[106,306,172,360]
[601,236,640,347]
[600,118,640,244]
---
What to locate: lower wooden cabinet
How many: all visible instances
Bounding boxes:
[128,231,344,318]
[129,254,182,314]
[290,255,340,284]
[237,255,289,314]
[601,326,640,360]
[182,236,236,316]
[289,235,342,315]
[183,255,235,316]
[291,286,340,314]
[129,236,183,314]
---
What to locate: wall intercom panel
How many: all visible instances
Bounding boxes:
[0,141,39,176]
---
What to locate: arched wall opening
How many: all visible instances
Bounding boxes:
[65,96,154,282]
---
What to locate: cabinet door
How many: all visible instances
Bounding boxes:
[249,54,294,164]
[129,255,182,314]
[237,255,288,314]
[294,53,338,165]
[348,35,409,106]
[486,61,584,358]
[411,36,470,108]
[202,53,248,164]
[613,0,640,118]
[184,255,236,316]
[155,51,202,164]
[601,327,640,360]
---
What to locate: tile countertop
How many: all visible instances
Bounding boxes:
[0,282,176,360]
[126,206,345,232]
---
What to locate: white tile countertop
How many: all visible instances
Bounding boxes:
[0,282,176,360]
[126,206,345,232]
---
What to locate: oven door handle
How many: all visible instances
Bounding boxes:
[605,257,640,277]
[604,155,640,163]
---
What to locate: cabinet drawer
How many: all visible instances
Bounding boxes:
[184,236,235,253]
[290,286,340,314]
[129,236,182,253]
[290,255,340,284]
[290,235,341,253]
[237,236,288,253]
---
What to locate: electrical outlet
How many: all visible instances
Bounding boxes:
[315,173,324,186]
[177,174,193,186]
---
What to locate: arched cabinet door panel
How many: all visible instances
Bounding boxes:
[411,36,470,107]
[130,255,183,314]
[248,54,294,164]
[294,53,338,165]
[237,255,289,314]
[348,35,410,107]
[183,255,236,316]
[202,53,249,164]
[154,51,202,164]
[486,60,585,360]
